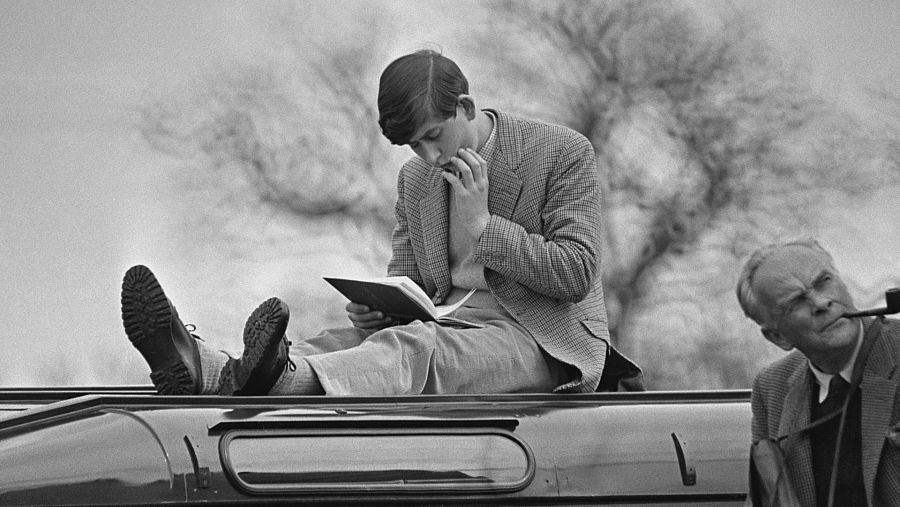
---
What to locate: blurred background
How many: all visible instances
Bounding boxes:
[2,0,899,390]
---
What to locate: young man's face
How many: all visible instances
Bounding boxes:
[753,245,859,366]
[406,104,476,170]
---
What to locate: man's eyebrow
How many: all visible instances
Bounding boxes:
[776,283,807,308]
[778,271,830,308]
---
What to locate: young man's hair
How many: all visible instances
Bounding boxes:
[377,49,469,145]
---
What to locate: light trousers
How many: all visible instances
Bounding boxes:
[198,306,562,395]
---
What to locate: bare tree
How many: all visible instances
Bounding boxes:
[138,13,402,271]
[136,1,898,388]
[475,0,898,387]
[868,85,900,174]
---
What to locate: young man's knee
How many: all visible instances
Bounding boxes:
[368,324,438,352]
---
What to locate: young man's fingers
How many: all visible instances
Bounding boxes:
[441,169,463,188]
[467,148,487,183]
[458,148,486,184]
[449,155,475,188]
[441,170,474,194]
[346,302,385,321]
[347,309,391,329]
[346,302,371,314]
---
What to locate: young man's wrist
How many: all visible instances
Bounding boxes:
[468,215,490,241]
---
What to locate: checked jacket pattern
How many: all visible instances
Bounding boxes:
[751,317,900,506]
[386,109,612,393]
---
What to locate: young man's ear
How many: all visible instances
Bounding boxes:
[761,328,793,351]
[457,95,477,120]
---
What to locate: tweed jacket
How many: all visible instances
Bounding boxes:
[386,109,615,393]
[751,317,900,506]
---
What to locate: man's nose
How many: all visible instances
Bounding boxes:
[810,291,832,312]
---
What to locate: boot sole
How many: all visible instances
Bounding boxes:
[121,265,194,394]
[234,297,290,395]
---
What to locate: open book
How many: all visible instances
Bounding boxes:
[323,276,480,328]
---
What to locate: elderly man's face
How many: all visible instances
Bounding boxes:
[753,245,858,366]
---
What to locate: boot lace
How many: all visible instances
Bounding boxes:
[284,337,296,371]
[185,323,205,342]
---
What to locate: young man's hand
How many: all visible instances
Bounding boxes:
[345,302,393,330]
[443,147,490,240]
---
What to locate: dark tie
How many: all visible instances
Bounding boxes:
[811,374,865,507]
[820,375,850,414]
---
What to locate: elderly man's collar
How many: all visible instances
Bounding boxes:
[808,318,864,402]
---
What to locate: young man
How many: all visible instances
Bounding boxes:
[122,49,641,396]
[737,238,900,506]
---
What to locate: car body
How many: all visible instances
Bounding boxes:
[0,387,751,505]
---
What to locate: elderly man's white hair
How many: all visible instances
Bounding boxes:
[736,238,836,326]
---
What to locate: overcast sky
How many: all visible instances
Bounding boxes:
[1,0,898,386]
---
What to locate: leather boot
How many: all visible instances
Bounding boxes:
[217,297,291,396]
[121,265,202,395]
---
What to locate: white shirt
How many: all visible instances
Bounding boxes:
[808,319,864,403]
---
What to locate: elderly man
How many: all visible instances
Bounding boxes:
[736,238,900,506]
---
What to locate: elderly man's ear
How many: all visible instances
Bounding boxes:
[762,328,794,351]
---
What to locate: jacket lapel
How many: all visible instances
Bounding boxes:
[780,366,816,505]
[780,365,813,435]
[487,111,522,221]
[858,318,897,504]
[419,171,452,298]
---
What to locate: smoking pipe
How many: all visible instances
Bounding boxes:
[843,288,900,318]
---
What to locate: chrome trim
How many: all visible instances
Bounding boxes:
[219,427,536,495]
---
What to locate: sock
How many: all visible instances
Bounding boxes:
[196,339,238,395]
[269,357,325,395]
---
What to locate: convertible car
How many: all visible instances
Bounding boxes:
[0,387,751,505]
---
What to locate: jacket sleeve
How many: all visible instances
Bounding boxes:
[750,373,769,444]
[473,134,602,302]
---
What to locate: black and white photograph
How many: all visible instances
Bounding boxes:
[2,0,899,504]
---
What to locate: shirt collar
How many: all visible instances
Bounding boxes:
[809,319,864,403]
[477,110,497,162]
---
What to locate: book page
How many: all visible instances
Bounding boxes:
[434,288,477,318]
[325,275,478,323]
[434,314,482,329]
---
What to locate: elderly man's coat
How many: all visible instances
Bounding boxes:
[751,317,900,506]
